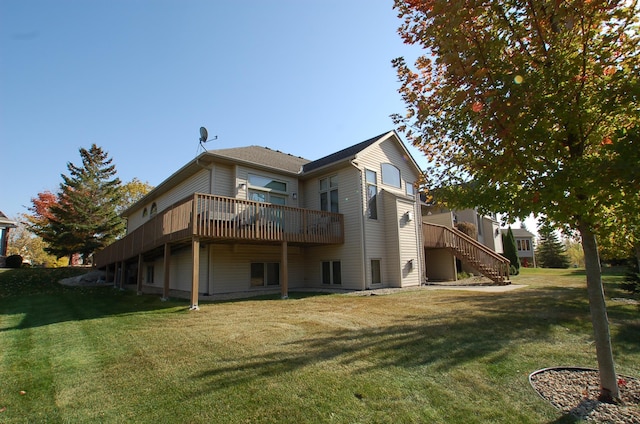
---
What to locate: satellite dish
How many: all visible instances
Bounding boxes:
[199,127,208,143]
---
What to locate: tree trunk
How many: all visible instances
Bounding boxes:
[635,244,640,273]
[578,223,619,402]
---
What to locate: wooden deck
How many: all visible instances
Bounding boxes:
[94,193,344,267]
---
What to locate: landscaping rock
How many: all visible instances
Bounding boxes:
[59,270,109,287]
[530,368,640,423]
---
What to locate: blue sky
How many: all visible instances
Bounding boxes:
[1,0,424,219]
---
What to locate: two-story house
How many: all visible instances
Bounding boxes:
[95,131,509,308]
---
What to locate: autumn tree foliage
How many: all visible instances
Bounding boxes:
[27,145,125,264]
[25,191,71,260]
[393,0,639,401]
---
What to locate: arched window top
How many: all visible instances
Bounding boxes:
[142,207,148,218]
[381,163,401,188]
[150,203,157,217]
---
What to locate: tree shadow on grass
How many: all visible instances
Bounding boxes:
[187,287,632,422]
[191,287,596,391]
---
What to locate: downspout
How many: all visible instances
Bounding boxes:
[350,160,367,290]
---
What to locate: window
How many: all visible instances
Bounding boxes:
[248,174,287,192]
[477,214,483,236]
[150,203,157,217]
[405,181,415,197]
[371,260,381,285]
[366,169,378,219]
[251,262,280,287]
[146,265,154,284]
[322,261,341,285]
[248,174,287,205]
[517,239,531,251]
[381,163,401,188]
[142,207,148,218]
[320,176,339,213]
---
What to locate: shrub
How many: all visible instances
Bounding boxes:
[620,259,640,294]
[456,222,478,239]
[5,254,24,268]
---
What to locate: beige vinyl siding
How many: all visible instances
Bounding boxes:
[145,246,207,293]
[301,166,365,290]
[207,244,304,294]
[154,168,210,213]
[125,208,145,235]
[213,163,234,197]
[425,249,457,281]
[423,211,454,227]
[396,198,421,287]
[355,136,421,288]
[381,192,401,287]
[359,136,421,199]
[126,168,210,234]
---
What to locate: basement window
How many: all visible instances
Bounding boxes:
[251,262,280,287]
[321,261,341,285]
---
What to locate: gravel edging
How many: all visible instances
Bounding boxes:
[529,367,640,423]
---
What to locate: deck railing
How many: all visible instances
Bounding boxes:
[94,193,344,267]
[423,222,511,284]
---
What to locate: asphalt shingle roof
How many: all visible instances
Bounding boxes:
[209,146,310,174]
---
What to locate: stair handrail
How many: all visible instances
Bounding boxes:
[423,222,510,282]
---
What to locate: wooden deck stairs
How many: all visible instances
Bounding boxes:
[423,223,511,285]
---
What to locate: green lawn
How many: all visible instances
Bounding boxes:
[1,267,638,423]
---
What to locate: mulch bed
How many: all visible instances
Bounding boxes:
[530,367,640,423]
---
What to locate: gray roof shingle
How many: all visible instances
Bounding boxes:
[208,146,310,174]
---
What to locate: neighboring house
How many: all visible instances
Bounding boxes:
[502,228,536,267]
[421,204,507,281]
[95,131,510,307]
[0,211,18,267]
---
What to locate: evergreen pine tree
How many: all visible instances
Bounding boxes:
[502,226,520,275]
[49,144,125,263]
[536,221,571,269]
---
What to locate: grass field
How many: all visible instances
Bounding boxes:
[1,267,638,423]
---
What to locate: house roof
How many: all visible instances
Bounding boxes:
[121,130,422,217]
[208,146,310,174]
[0,211,17,228]
[303,131,390,173]
[502,228,535,238]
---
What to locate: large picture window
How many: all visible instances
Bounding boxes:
[320,176,339,213]
[248,174,287,205]
[381,163,401,188]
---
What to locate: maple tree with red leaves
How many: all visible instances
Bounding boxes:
[392,0,639,401]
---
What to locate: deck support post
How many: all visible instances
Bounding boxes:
[190,237,200,310]
[119,260,126,290]
[106,264,113,285]
[162,243,171,301]
[136,254,144,295]
[281,241,288,299]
